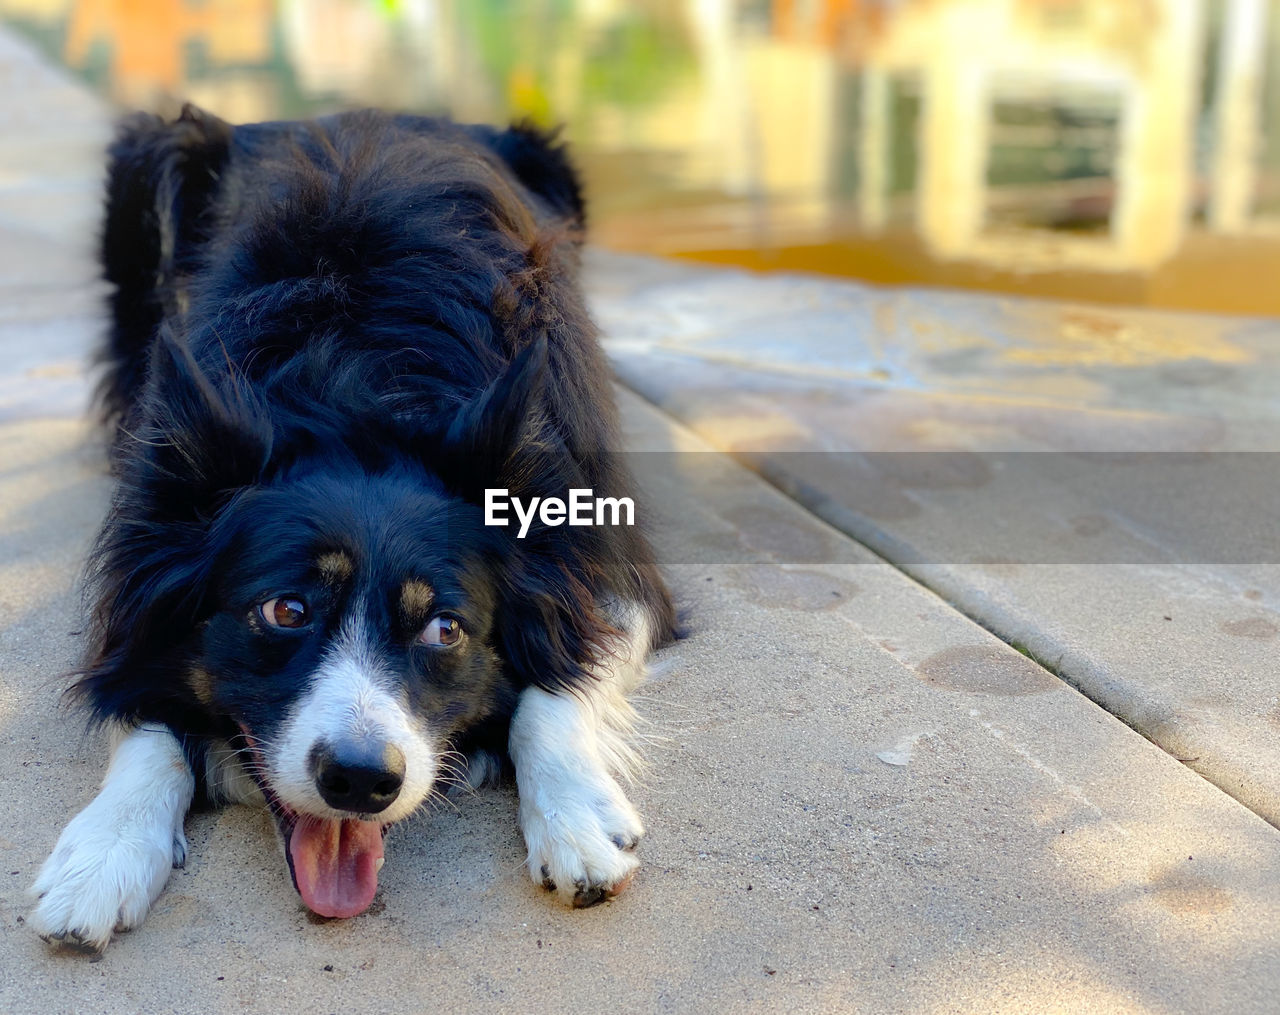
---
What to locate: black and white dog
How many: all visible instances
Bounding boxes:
[30,105,675,953]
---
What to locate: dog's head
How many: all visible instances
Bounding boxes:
[206,471,503,917]
[203,461,519,918]
[76,334,625,917]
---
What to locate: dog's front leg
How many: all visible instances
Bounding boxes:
[30,723,195,953]
[509,612,651,908]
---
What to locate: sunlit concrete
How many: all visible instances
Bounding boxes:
[590,249,1280,832]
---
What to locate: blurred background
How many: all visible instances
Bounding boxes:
[4,0,1280,315]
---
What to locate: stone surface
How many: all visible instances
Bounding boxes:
[590,251,1280,828]
[0,30,109,424]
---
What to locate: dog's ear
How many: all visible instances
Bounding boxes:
[436,334,550,497]
[134,331,272,520]
[496,554,618,692]
[104,103,232,288]
[72,334,270,726]
[99,104,233,419]
[472,122,585,227]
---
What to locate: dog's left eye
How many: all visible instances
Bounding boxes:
[419,614,464,648]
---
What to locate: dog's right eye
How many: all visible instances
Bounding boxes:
[259,596,311,630]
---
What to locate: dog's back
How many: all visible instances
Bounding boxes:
[99,108,589,430]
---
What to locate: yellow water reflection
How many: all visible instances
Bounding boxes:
[5,0,1280,314]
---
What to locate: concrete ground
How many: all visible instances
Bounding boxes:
[590,254,1280,830]
[1,28,1279,1015]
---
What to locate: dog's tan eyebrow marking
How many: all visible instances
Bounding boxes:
[316,551,354,586]
[400,579,435,622]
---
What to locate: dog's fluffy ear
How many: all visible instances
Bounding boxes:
[436,334,551,496]
[443,335,623,691]
[474,122,585,227]
[104,103,232,289]
[99,103,233,420]
[133,331,272,520]
[74,335,270,726]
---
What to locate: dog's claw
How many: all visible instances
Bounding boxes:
[610,833,640,852]
[43,929,103,957]
[572,880,607,908]
[540,864,556,891]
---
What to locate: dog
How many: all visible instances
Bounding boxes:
[29,105,676,953]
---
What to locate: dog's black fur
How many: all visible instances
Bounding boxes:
[80,104,674,802]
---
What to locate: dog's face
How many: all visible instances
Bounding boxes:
[193,466,512,917]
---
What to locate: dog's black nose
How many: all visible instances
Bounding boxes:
[311,739,406,814]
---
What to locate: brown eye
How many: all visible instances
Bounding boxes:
[419,614,463,648]
[259,596,310,629]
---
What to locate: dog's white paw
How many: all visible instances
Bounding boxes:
[29,792,187,954]
[29,725,194,954]
[518,766,644,908]
[508,616,655,910]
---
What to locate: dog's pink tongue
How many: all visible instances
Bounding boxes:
[288,818,383,918]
